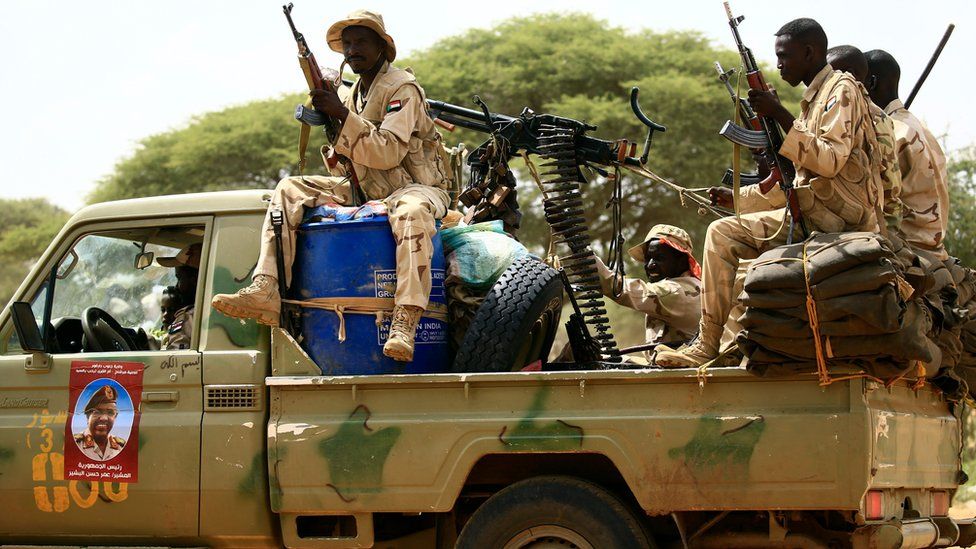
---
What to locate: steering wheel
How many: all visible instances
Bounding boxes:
[81,307,136,352]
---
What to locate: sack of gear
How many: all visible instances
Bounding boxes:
[440,220,529,347]
[735,232,941,380]
[441,220,529,291]
[946,259,976,395]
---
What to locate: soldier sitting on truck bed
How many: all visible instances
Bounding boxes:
[825,45,903,236]
[212,10,453,363]
[593,224,702,364]
[864,49,950,259]
[655,17,884,368]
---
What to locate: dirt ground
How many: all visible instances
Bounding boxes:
[952,499,976,520]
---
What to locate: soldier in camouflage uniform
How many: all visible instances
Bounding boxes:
[657,18,883,368]
[594,225,702,363]
[706,45,901,355]
[212,10,453,362]
[826,45,903,234]
[865,49,950,259]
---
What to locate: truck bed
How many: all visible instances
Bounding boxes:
[266,330,960,517]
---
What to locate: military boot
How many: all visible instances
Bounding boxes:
[211,274,280,326]
[383,304,423,362]
[654,337,719,368]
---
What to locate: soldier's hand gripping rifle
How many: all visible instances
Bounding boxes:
[718,1,807,242]
[715,61,769,188]
[284,3,364,205]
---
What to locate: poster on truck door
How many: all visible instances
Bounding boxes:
[63,360,143,482]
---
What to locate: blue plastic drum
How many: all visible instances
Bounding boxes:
[292,214,449,375]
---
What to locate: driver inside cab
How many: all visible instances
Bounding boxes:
[154,243,200,351]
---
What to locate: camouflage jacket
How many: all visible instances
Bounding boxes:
[869,101,903,235]
[779,64,883,234]
[735,68,890,234]
[885,99,950,258]
[325,62,453,203]
[594,257,701,347]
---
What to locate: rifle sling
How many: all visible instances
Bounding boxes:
[730,71,786,243]
[297,96,315,174]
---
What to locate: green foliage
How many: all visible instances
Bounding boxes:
[945,146,976,267]
[0,198,69,306]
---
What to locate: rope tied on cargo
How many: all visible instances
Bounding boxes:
[800,241,831,386]
[792,239,925,389]
[281,297,448,342]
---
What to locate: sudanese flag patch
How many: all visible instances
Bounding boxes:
[386,99,402,113]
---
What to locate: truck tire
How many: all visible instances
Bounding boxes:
[453,256,562,372]
[456,475,655,549]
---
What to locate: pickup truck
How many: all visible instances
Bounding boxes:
[0,189,971,549]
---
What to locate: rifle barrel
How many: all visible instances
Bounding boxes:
[905,23,955,109]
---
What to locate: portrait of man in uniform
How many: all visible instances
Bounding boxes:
[72,383,128,461]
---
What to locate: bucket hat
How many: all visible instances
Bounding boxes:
[327,10,396,62]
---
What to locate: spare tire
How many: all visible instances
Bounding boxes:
[453,256,563,372]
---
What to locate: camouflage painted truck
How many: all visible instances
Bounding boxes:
[0,189,972,549]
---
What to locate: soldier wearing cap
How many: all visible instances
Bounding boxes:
[74,385,126,461]
[594,224,702,362]
[212,9,453,363]
[156,243,201,350]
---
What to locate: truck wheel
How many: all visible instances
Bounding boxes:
[456,475,654,549]
[453,256,562,372]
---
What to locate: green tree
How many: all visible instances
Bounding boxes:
[0,199,69,306]
[945,145,976,267]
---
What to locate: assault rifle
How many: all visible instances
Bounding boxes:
[715,61,769,188]
[718,1,806,242]
[284,3,364,205]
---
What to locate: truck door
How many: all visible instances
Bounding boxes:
[0,219,209,540]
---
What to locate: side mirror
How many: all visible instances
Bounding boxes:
[56,250,78,280]
[11,301,44,352]
[135,251,155,270]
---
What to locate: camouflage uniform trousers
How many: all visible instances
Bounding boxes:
[701,209,801,346]
[719,260,751,353]
[254,175,448,310]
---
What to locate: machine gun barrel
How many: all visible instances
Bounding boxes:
[425,99,515,133]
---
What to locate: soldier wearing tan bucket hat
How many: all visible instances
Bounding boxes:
[212,9,453,363]
[592,224,702,363]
